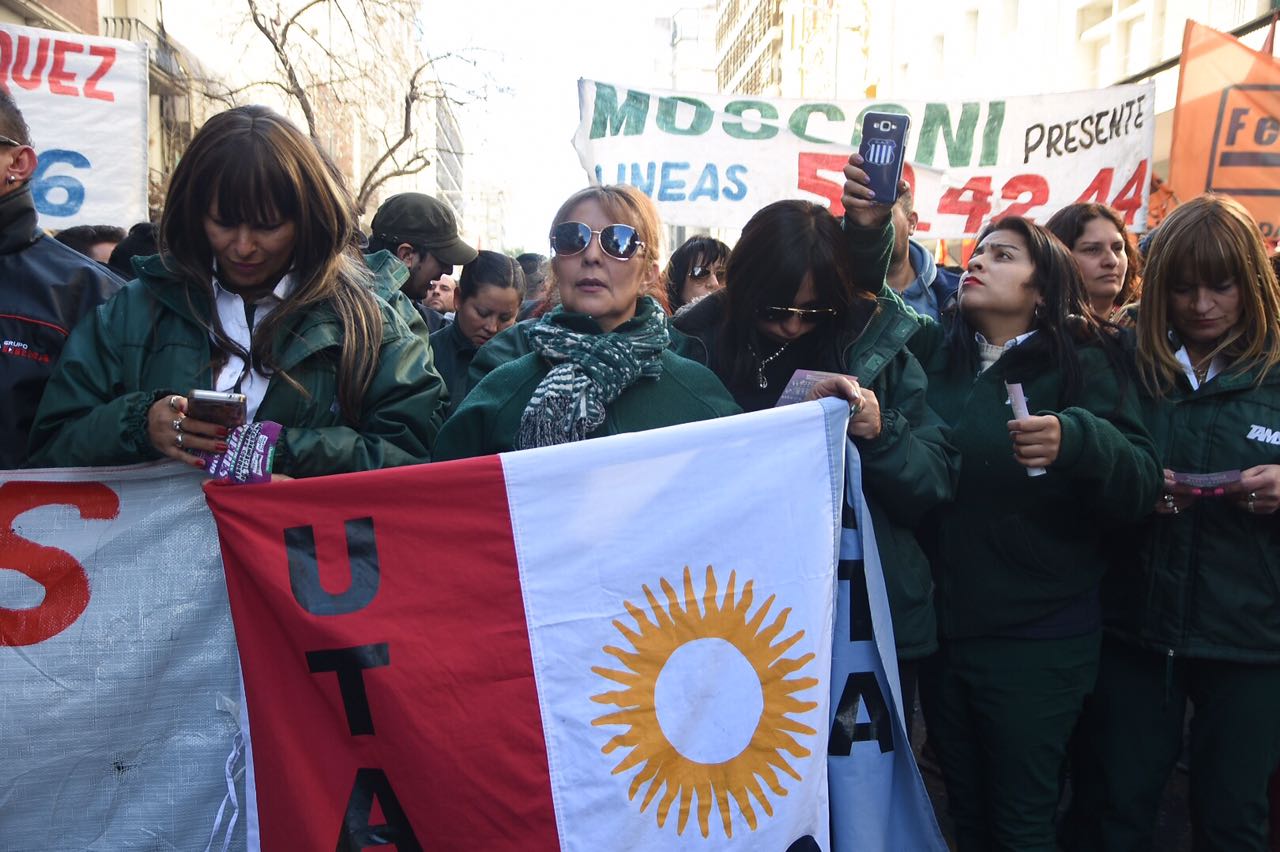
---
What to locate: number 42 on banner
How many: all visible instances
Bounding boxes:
[797,153,1148,233]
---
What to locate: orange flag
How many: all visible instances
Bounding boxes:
[1170,19,1280,236]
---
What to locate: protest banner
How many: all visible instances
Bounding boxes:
[0,22,148,229]
[0,464,243,849]
[1169,19,1280,237]
[207,401,848,851]
[573,79,1154,238]
[2,402,941,850]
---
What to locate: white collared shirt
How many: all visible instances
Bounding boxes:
[211,272,295,421]
[975,329,1037,374]
[1174,345,1224,391]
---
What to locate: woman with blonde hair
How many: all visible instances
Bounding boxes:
[435,183,739,456]
[1071,194,1280,850]
[28,104,445,476]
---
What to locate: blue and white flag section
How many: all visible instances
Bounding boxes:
[1,401,943,849]
[829,443,947,850]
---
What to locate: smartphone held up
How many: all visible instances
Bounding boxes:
[858,112,911,205]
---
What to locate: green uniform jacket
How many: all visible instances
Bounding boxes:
[674,286,960,659]
[1104,365,1280,663]
[435,301,742,460]
[919,329,1161,638]
[27,253,447,477]
[429,321,474,417]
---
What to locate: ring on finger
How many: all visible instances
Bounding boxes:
[175,432,184,449]
[172,417,183,433]
[1172,505,1179,515]
[851,398,864,416]
[168,395,181,412]
[1248,491,1258,513]
[1163,493,1175,510]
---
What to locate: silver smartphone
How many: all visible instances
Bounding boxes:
[186,389,247,427]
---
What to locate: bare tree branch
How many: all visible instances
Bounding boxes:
[247,0,318,138]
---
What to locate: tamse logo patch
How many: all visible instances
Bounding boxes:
[1246,424,1280,445]
[1208,85,1280,198]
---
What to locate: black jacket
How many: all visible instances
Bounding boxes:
[0,185,121,468]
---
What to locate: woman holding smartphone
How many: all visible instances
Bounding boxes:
[27,105,445,477]
[673,170,959,728]
[1070,195,1280,851]
[914,216,1159,852]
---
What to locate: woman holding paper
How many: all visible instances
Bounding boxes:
[673,164,960,729]
[27,105,445,478]
[1070,194,1280,851]
[913,215,1159,852]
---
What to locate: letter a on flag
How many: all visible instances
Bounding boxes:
[205,401,848,850]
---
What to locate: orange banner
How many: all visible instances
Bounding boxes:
[1170,19,1280,237]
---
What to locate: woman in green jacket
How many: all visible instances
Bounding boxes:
[916,216,1159,852]
[430,250,523,416]
[434,184,739,459]
[27,105,445,478]
[1071,195,1280,851]
[672,187,960,729]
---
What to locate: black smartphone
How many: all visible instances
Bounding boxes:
[858,112,911,205]
[186,390,247,427]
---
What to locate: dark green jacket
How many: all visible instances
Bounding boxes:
[920,328,1160,638]
[27,253,447,477]
[673,219,960,659]
[429,320,474,417]
[435,301,741,460]
[1104,365,1280,663]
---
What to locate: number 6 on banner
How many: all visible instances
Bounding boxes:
[31,148,89,217]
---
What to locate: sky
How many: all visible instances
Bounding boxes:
[425,0,687,251]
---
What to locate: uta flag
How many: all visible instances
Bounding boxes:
[205,401,848,851]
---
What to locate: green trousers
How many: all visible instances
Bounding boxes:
[919,632,1100,852]
[1069,637,1280,852]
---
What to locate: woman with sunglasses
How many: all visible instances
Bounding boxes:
[912,216,1158,852]
[673,175,960,730]
[664,235,729,312]
[27,105,445,477]
[1067,195,1280,851]
[433,184,739,458]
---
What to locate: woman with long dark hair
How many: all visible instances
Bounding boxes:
[28,105,445,476]
[1071,195,1280,851]
[915,216,1159,851]
[674,179,960,730]
[1044,202,1142,322]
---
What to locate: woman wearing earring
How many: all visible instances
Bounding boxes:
[27,105,445,477]
[914,216,1159,852]
[1070,195,1280,851]
[673,177,960,728]
[433,184,740,458]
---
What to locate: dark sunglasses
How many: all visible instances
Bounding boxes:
[550,221,644,261]
[0,135,22,148]
[689,265,723,280]
[756,306,839,322]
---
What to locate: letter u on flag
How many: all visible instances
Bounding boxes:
[205,400,848,851]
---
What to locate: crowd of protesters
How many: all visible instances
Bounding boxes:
[4,88,1280,850]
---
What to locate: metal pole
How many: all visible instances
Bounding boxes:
[1115,8,1279,85]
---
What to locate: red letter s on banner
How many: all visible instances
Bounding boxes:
[0,481,120,646]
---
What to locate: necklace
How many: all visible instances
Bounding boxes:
[1193,361,1210,384]
[752,340,791,389]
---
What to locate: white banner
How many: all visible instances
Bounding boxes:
[0,23,148,230]
[0,464,243,850]
[573,79,1155,238]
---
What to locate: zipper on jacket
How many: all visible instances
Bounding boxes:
[1163,648,1175,707]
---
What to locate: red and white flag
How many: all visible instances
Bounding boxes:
[205,401,847,851]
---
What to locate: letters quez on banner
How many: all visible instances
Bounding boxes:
[573,79,1154,237]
